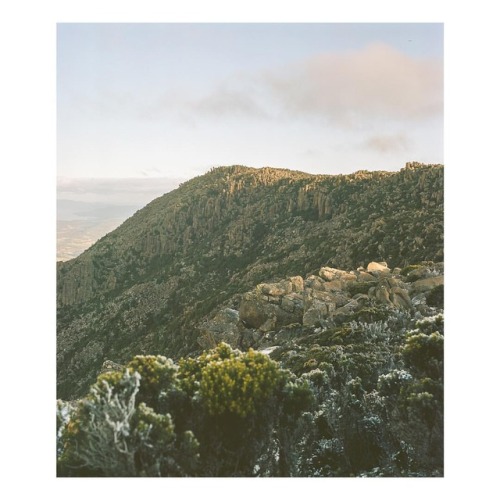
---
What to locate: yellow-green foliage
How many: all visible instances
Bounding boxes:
[127,355,178,408]
[94,370,124,390]
[201,350,283,417]
[180,343,285,418]
[59,343,317,477]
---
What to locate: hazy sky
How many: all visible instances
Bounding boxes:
[57,23,443,180]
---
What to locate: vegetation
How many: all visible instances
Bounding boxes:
[58,308,443,476]
[57,344,312,477]
[271,312,444,477]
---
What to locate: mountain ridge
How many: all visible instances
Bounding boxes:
[57,162,443,400]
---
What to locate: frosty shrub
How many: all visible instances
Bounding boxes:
[58,343,312,477]
[57,368,198,476]
[127,355,179,411]
[377,369,413,397]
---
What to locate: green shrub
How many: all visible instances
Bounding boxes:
[402,332,443,378]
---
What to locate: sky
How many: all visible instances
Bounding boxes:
[57,23,443,186]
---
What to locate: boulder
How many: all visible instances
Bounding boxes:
[239,295,269,328]
[390,287,413,310]
[374,284,392,306]
[281,293,304,313]
[302,287,346,327]
[259,280,292,297]
[100,360,124,374]
[319,267,348,281]
[198,307,242,349]
[303,297,331,327]
[329,291,350,308]
[411,275,444,293]
[332,298,360,317]
[358,271,378,282]
[407,267,428,281]
[239,285,303,330]
[339,273,357,287]
[319,267,335,281]
[259,316,277,333]
[303,307,323,327]
[367,261,391,273]
[323,280,343,292]
[305,275,326,291]
[289,276,304,292]
[219,307,239,323]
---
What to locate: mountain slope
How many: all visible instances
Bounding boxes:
[57,162,443,400]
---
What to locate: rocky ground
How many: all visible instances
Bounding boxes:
[197,260,444,352]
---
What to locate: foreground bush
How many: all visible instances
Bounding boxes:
[57,368,199,477]
[57,343,312,477]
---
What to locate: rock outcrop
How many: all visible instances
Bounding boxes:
[198,307,242,350]
[239,277,305,330]
[412,275,444,293]
[196,260,444,349]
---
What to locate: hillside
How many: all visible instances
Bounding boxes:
[57,162,443,400]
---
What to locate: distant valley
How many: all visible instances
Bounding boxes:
[57,177,185,261]
[57,201,141,261]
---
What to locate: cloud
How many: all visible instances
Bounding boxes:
[57,177,185,205]
[67,43,442,135]
[193,85,268,119]
[178,43,442,130]
[362,133,410,153]
[141,167,162,177]
[264,43,443,126]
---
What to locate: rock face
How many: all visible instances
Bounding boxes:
[197,260,444,348]
[198,308,242,350]
[411,275,444,293]
[239,278,305,330]
[319,267,349,281]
